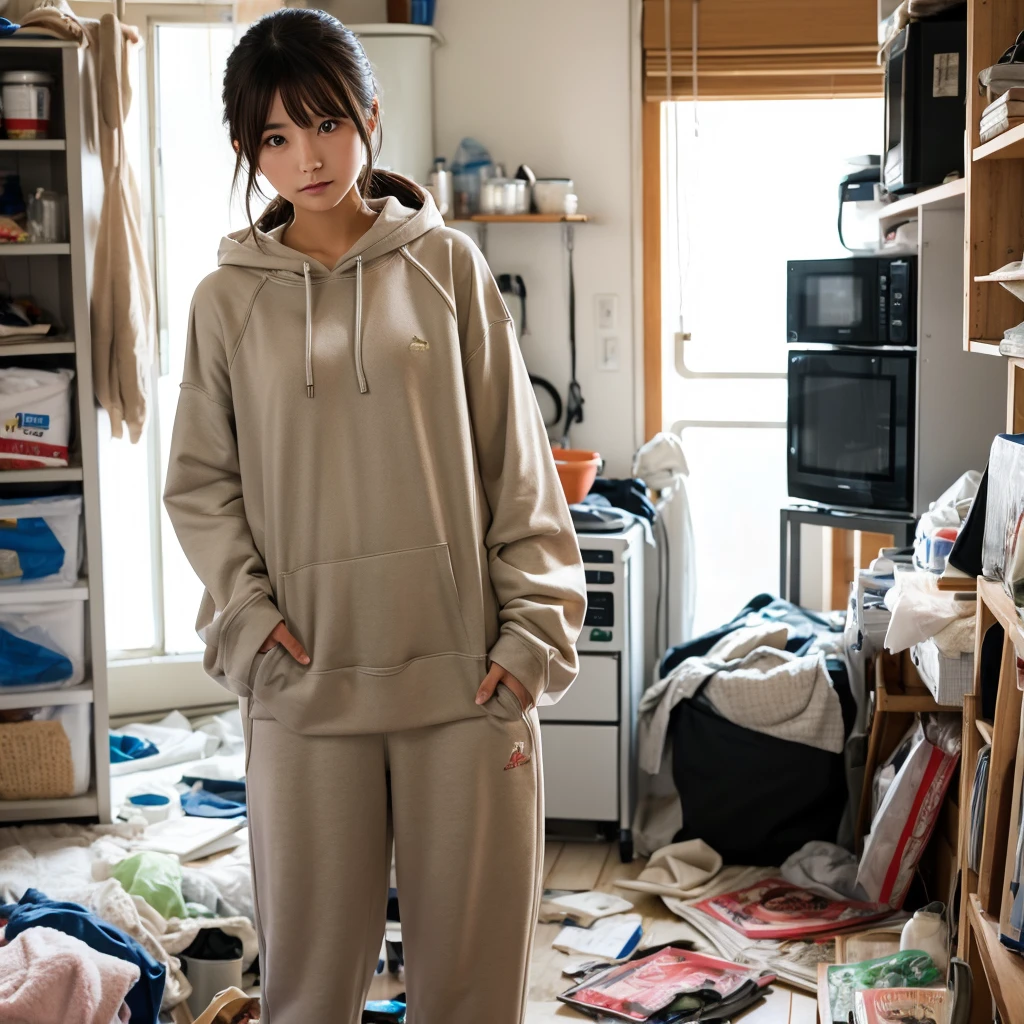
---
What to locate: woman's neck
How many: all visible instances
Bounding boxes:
[282,184,380,268]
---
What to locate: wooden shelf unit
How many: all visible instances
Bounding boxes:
[957,578,1024,1024]
[964,1,1024,352]
[974,122,1024,163]
[878,177,965,226]
[0,40,111,825]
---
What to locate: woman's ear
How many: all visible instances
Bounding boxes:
[367,97,380,134]
[232,139,240,154]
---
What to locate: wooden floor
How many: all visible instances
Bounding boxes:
[371,840,818,1023]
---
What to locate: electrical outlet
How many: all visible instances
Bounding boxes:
[595,295,618,331]
[597,334,619,372]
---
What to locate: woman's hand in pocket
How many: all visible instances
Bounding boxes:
[259,621,310,665]
[475,661,533,712]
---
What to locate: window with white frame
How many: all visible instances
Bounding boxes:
[661,98,883,633]
[98,14,244,660]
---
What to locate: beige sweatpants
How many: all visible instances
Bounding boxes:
[242,682,543,1024]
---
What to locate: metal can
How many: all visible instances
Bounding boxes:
[1,72,53,140]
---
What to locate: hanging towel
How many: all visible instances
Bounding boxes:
[85,8,154,443]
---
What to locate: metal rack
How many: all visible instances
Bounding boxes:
[0,39,111,824]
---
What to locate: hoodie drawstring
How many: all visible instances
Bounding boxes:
[302,256,368,398]
[354,256,367,394]
[303,262,314,398]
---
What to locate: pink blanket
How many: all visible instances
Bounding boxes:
[0,925,138,1023]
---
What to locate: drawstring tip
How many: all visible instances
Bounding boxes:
[306,384,315,398]
[358,382,368,395]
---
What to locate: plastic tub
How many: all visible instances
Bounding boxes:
[0,594,86,690]
[553,449,601,505]
[0,495,82,587]
[0,703,91,799]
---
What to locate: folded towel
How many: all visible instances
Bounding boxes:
[0,925,138,1024]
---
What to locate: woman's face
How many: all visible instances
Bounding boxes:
[256,89,371,213]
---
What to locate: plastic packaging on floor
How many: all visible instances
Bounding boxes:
[0,367,74,469]
[857,714,962,907]
[0,495,82,586]
[0,592,86,688]
[0,702,91,799]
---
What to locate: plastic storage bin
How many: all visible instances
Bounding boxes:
[911,638,973,707]
[0,495,82,587]
[0,592,86,689]
[0,703,91,799]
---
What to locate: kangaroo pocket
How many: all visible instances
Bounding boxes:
[278,543,472,672]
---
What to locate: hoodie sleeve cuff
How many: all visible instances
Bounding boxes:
[489,629,548,706]
[224,595,284,691]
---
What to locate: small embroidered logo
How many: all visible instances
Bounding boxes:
[409,336,430,352]
[503,741,530,771]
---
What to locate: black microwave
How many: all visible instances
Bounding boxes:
[787,257,916,346]
[788,347,915,513]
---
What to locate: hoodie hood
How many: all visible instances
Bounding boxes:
[216,182,445,397]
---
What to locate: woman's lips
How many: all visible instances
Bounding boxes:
[301,181,332,195]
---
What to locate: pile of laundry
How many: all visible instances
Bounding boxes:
[0,819,256,1021]
[109,709,248,822]
[0,706,258,1022]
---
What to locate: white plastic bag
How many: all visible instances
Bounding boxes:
[857,714,961,907]
[0,367,74,468]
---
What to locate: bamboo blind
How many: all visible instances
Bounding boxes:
[643,0,883,101]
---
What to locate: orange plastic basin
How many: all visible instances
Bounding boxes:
[553,448,601,505]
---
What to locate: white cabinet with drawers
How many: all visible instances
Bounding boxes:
[539,521,645,861]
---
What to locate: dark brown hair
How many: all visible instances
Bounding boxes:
[222,8,422,237]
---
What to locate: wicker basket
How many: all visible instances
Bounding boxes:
[0,719,74,800]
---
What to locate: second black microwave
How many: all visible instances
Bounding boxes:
[787,257,916,346]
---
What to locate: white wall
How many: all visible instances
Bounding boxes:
[334,0,641,475]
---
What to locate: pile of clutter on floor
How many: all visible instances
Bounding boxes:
[0,708,257,1023]
[569,575,967,1024]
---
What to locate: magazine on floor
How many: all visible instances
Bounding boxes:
[694,878,892,940]
[557,947,774,1023]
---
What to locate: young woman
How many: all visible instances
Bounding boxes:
[163,8,586,1023]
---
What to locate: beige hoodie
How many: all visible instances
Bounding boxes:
[163,183,586,735]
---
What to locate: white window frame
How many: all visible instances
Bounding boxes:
[78,1,235,713]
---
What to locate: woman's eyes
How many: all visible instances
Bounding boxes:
[262,119,344,147]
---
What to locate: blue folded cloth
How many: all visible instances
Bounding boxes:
[0,19,20,36]
[180,785,246,819]
[109,733,159,764]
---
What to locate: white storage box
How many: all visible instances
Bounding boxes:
[912,638,973,707]
[0,591,86,690]
[0,703,91,800]
[0,495,82,587]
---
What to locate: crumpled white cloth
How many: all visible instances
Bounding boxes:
[109,711,221,777]
[780,840,866,902]
[884,570,975,654]
[180,846,253,921]
[637,627,844,775]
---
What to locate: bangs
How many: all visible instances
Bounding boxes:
[238,51,358,156]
